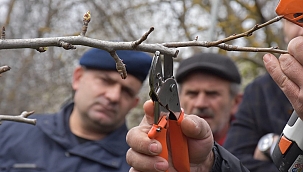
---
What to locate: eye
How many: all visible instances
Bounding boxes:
[122,87,135,99]
[205,91,219,97]
[185,90,198,97]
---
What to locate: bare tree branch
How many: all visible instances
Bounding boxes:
[0,35,179,56]
[0,111,36,125]
[0,65,10,75]
[0,11,288,125]
[163,16,284,49]
[0,15,286,55]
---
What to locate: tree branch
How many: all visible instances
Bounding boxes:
[0,65,10,75]
[0,11,288,125]
[0,111,36,125]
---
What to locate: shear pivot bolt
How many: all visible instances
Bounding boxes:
[170,84,176,92]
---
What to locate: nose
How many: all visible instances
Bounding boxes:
[194,93,210,108]
[104,84,121,103]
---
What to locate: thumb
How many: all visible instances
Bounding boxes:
[140,100,155,126]
[181,115,214,164]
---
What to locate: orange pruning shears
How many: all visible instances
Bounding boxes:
[276,0,303,27]
[148,51,189,172]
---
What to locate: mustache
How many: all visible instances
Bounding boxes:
[191,108,214,118]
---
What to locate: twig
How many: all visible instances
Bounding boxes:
[162,41,288,54]
[204,16,284,46]
[215,43,288,54]
[1,26,5,39]
[0,65,10,75]
[0,111,36,125]
[132,27,154,49]
[110,51,127,79]
[80,11,91,36]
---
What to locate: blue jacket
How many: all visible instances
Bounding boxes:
[0,103,130,172]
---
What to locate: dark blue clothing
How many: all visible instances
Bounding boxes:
[0,103,130,172]
[224,73,293,172]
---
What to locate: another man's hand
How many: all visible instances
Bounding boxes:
[263,36,303,120]
[126,100,214,172]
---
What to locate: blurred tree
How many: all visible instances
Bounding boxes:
[0,0,283,128]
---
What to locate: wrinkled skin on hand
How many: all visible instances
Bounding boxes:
[263,36,303,120]
[126,100,214,172]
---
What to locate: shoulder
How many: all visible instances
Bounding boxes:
[250,73,273,86]
[245,73,278,91]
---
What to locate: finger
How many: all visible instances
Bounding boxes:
[279,54,303,89]
[126,148,169,172]
[181,115,212,139]
[263,53,303,117]
[284,37,303,88]
[126,126,162,156]
[181,115,213,164]
[263,53,299,99]
[288,36,303,66]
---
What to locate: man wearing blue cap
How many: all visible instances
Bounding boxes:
[0,49,152,171]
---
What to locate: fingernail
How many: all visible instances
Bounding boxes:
[154,161,167,172]
[263,54,272,63]
[149,142,159,154]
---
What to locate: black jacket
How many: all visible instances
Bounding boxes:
[213,142,249,172]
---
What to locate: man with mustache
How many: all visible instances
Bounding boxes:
[0,49,152,172]
[176,52,243,145]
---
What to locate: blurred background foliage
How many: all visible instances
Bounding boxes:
[0,0,285,128]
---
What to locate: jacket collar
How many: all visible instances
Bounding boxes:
[37,102,77,148]
[37,102,129,166]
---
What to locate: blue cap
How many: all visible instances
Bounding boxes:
[79,48,152,82]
